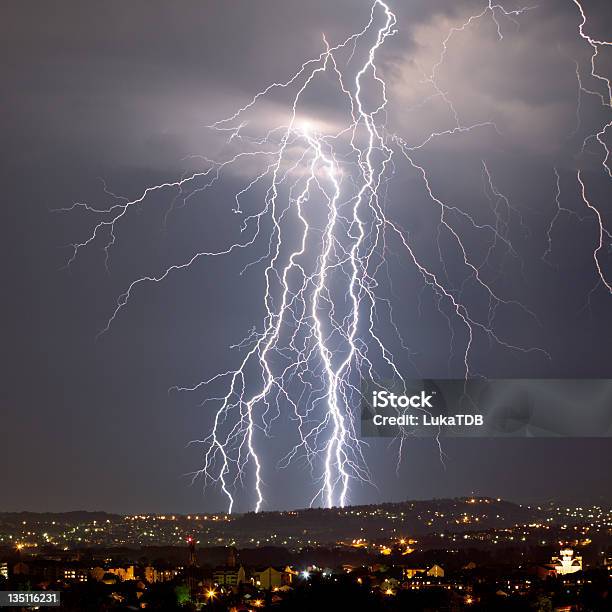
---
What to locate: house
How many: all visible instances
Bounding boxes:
[404,568,426,579]
[427,564,445,578]
[251,566,294,589]
[213,565,247,587]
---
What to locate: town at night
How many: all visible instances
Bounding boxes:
[2,0,611,609]
[1,498,612,610]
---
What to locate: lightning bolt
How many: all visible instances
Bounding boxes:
[61,0,609,512]
[570,0,612,293]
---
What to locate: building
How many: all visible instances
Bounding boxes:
[551,548,582,575]
[251,566,294,590]
[63,567,88,582]
[187,537,197,567]
[106,565,135,581]
[0,562,8,580]
[213,565,246,587]
[404,568,426,579]
[427,564,445,578]
[144,566,179,583]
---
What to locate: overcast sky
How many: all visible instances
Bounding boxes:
[1,0,611,513]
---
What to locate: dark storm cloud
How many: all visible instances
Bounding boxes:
[3,1,608,166]
[1,0,611,512]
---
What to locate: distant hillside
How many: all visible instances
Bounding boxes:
[0,510,120,523]
[0,497,549,547]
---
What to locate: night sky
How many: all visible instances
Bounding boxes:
[2,0,612,514]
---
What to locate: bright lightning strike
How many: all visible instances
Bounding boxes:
[62,0,610,512]
[571,0,612,294]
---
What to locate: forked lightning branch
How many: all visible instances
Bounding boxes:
[63,0,611,512]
